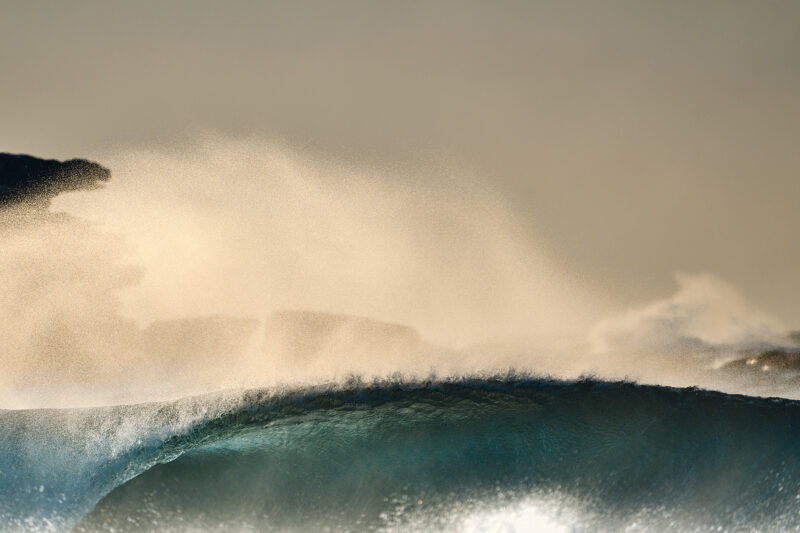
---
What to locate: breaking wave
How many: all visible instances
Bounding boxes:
[3,377,800,532]
[3,142,800,532]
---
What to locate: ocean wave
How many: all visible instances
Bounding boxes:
[3,377,800,532]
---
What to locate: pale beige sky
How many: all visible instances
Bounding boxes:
[2,0,799,325]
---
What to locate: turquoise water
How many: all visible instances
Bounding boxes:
[3,378,800,532]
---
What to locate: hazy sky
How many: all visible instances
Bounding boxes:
[2,0,799,324]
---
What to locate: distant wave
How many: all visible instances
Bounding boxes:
[3,376,800,532]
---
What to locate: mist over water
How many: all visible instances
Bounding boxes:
[1,136,600,408]
[74,137,595,342]
[3,138,800,532]
[1,136,799,409]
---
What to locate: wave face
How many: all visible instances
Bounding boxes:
[3,378,800,532]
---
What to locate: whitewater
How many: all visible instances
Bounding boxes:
[2,139,800,532]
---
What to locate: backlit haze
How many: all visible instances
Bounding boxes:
[2,1,800,407]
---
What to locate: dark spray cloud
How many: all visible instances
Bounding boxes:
[0,153,110,207]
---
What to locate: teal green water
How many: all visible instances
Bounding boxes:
[3,378,800,532]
